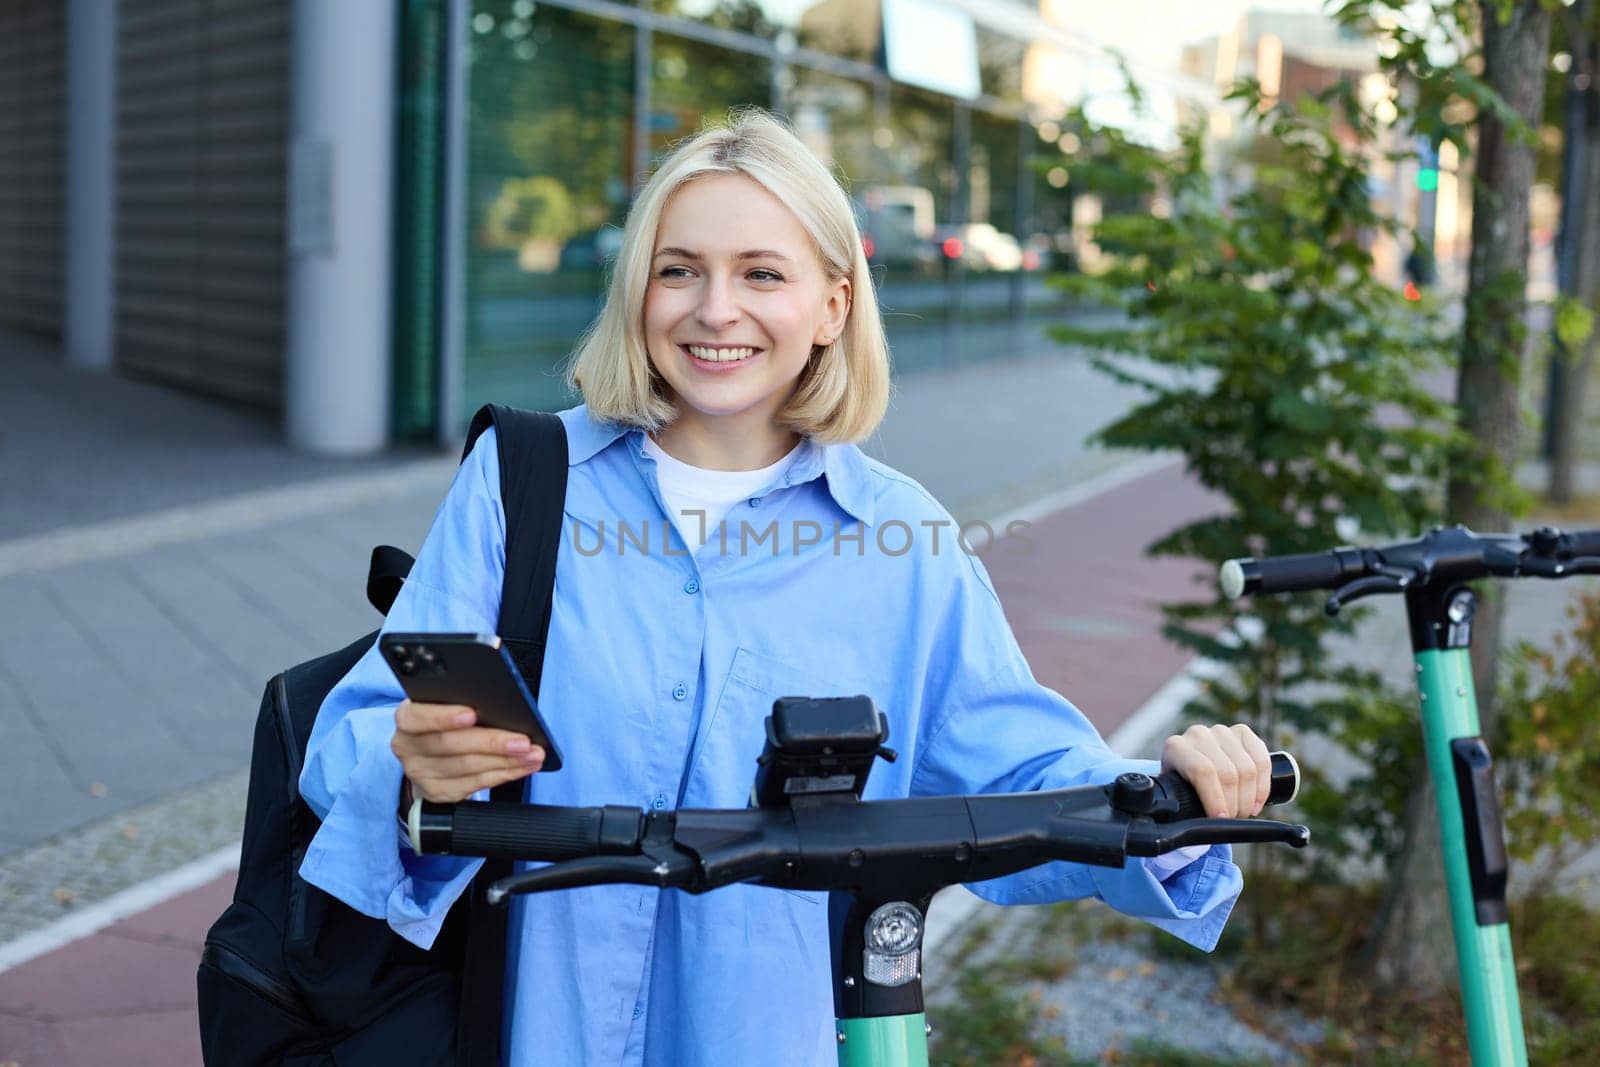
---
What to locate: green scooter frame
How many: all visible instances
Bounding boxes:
[835,1015,929,1067]
[1407,584,1526,1066]
[1221,523,1600,1066]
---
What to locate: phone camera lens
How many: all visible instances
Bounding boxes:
[417,648,437,665]
[399,658,416,675]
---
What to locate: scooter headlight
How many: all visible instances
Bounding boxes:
[863,901,922,987]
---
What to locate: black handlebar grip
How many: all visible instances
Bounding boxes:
[446,802,609,861]
[1566,529,1600,557]
[1154,751,1301,821]
[1220,550,1356,598]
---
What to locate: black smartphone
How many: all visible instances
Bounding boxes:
[379,632,564,772]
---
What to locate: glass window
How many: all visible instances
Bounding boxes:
[643,0,784,38]
[648,33,773,163]
[645,0,879,63]
[1026,118,1082,321]
[976,26,1025,106]
[462,4,635,416]
[961,110,1028,354]
[868,85,957,370]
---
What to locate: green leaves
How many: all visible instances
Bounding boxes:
[1057,66,1454,870]
[1554,294,1597,351]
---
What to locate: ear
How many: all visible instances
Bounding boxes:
[813,274,852,346]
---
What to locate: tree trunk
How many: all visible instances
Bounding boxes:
[1363,1,1553,997]
[1550,32,1600,504]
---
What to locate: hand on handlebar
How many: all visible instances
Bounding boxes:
[1159,723,1274,818]
[391,700,547,804]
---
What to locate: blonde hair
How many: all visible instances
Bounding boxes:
[564,108,891,444]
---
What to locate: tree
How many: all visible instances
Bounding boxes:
[1545,2,1600,504]
[1047,73,1457,940]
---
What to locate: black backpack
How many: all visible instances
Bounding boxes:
[197,405,568,1066]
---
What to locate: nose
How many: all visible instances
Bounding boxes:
[695,273,740,331]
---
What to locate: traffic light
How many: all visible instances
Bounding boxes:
[1416,167,1439,192]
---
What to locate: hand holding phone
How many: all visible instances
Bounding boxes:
[381,633,565,804]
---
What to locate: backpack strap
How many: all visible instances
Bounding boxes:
[465,403,570,690]
[456,403,569,1067]
[365,545,415,616]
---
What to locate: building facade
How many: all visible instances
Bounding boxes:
[3,0,1228,453]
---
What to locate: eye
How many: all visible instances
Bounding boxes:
[747,268,784,282]
[656,265,694,279]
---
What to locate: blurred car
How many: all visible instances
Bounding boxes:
[853,188,940,273]
[933,223,1024,272]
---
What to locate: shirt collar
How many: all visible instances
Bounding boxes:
[559,405,875,527]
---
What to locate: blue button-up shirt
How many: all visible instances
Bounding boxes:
[299,405,1241,1066]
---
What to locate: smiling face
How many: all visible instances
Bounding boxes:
[642,172,850,465]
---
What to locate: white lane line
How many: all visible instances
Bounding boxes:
[0,457,458,580]
[0,844,241,974]
[982,453,1180,533]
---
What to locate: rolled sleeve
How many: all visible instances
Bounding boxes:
[911,551,1242,952]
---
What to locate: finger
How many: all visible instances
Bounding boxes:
[1231,724,1273,814]
[1161,733,1226,820]
[408,727,542,760]
[1183,725,1239,818]
[417,750,546,782]
[1208,725,1258,818]
[395,700,476,735]
[412,761,541,804]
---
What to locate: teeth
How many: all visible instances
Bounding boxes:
[687,345,756,362]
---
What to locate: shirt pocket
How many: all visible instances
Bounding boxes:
[683,646,858,811]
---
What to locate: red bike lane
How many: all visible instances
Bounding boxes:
[0,461,1222,1066]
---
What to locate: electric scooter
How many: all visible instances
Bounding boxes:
[411,695,1308,1066]
[1220,523,1600,1067]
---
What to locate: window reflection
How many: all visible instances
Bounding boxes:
[463,4,634,414]
[649,33,772,162]
[455,0,1106,414]
[873,86,957,369]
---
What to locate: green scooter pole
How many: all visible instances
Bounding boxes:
[1408,584,1526,1066]
[831,896,933,1067]
[836,1015,929,1067]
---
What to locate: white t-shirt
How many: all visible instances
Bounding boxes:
[642,434,804,550]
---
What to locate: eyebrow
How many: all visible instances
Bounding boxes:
[653,246,795,264]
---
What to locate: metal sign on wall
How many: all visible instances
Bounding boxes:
[881,0,980,101]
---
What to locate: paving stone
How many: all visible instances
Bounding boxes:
[0,932,197,1019]
[0,1009,70,1064]
[54,1008,203,1067]
[107,873,236,951]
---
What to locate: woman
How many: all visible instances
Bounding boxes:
[299,109,1271,1066]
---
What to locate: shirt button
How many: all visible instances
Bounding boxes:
[651,792,667,810]
[683,578,700,594]
[748,496,761,507]
[632,1005,643,1020]
[672,683,688,700]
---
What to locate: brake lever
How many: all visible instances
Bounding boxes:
[486,852,694,905]
[1324,567,1412,616]
[1124,816,1310,857]
[485,813,700,905]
